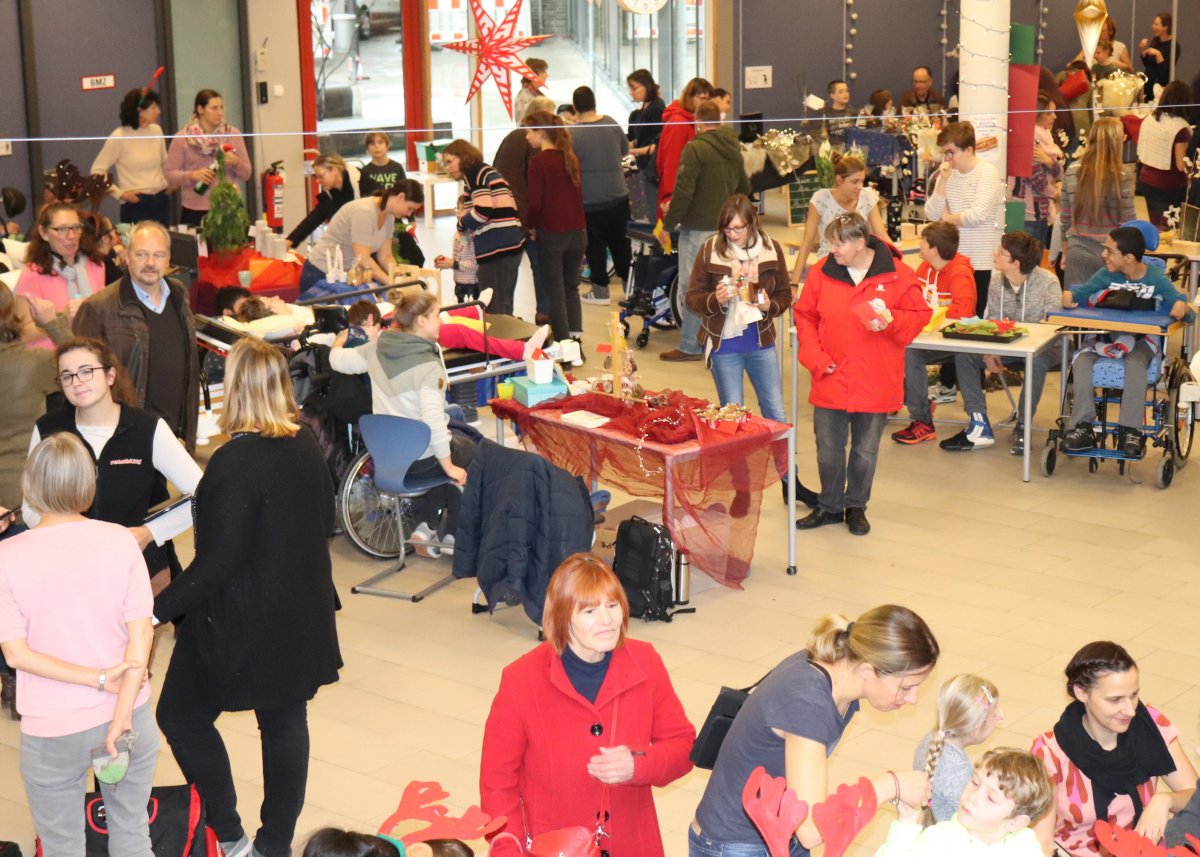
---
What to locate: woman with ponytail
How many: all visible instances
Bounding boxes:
[521,111,587,343]
[915,674,1003,822]
[691,605,940,857]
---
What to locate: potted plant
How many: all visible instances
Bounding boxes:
[201,148,251,258]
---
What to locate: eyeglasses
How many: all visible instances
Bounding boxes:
[56,365,104,386]
[48,224,84,236]
[724,223,749,234]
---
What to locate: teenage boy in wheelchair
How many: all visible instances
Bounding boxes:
[1059,225,1193,457]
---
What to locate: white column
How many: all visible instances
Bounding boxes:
[958,0,1011,181]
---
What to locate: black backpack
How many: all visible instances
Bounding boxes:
[612,516,695,622]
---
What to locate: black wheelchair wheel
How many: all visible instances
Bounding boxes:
[1040,443,1056,477]
[1169,364,1196,467]
[1088,457,1099,474]
[1157,454,1176,489]
[636,330,650,348]
[339,451,403,558]
[668,271,683,329]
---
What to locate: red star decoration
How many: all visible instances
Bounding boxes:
[443,0,550,118]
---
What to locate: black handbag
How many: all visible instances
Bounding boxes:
[689,670,771,770]
[36,784,218,856]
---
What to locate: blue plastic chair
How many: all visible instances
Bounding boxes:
[349,414,456,602]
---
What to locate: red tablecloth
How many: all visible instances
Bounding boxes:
[190,248,303,315]
[491,393,789,588]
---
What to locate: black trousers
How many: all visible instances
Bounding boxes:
[157,660,310,857]
[584,198,632,288]
[973,269,991,318]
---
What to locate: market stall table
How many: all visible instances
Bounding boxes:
[490,397,793,589]
[907,321,1063,481]
[189,247,303,315]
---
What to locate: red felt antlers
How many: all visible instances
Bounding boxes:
[740,769,878,857]
[377,780,506,845]
[811,777,879,857]
[1092,820,1200,857]
[742,766,809,857]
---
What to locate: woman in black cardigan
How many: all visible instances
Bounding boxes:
[154,337,340,857]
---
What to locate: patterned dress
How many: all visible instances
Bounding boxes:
[1031,704,1178,857]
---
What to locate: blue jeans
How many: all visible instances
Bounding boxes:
[676,228,711,355]
[689,824,809,857]
[710,346,787,423]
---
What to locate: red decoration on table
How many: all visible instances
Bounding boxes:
[810,777,878,857]
[742,766,809,857]
[443,0,550,118]
[1092,819,1200,857]
[377,780,506,844]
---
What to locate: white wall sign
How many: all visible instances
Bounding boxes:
[81,74,116,91]
[745,66,773,89]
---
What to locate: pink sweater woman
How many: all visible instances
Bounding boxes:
[15,202,106,350]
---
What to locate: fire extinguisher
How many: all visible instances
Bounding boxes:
[261,161,286,230]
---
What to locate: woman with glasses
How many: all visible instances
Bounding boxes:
[15,202,107,349]
[285,152,361,249]
[686,194,791,423]
[24,337,202,595]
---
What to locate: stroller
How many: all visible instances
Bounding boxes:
[618,222,680,349]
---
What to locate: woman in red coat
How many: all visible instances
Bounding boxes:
[481,554,695,857]
[794,212,930,537]
[655,77,714,219]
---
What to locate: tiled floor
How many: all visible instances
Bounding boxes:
[3,190,1199,856]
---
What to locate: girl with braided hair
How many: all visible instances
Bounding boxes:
[914,674,1003,823]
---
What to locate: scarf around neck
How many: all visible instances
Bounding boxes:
[183,115,234,156]
[1052,699,1175,825]
[715,233,771,285]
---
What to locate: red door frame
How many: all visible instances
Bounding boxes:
[296,0,431,173]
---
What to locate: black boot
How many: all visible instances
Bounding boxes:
[782,472,820,508]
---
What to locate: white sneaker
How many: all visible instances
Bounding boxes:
[409,522,442,558]
[581,287,610,305]
[559,339,584,366]
[440,533,455,556]
[522,324,551,360]
[477,287,494,308]
[928,383,958,404]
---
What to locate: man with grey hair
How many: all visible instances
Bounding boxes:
[74,221,200,450]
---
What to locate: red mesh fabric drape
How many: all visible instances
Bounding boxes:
[490,393,789,588]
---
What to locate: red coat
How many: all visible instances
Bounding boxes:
[481,639,695,857]
[795,239,931,413]
[655,100,697,217]
[914,252,976,320]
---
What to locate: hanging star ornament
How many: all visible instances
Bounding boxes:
[1074,0,1108,71]
[443,0,550,118]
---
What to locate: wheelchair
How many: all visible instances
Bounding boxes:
[1040,333,1197,488]
[618,222,680,349]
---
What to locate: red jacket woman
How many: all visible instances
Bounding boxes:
[794,215,928,535]
[796,237,929,414]
[481,556,695,857]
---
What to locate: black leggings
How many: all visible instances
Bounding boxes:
[157,661,310,857]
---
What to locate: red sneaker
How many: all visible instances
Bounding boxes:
[891,420,937,444]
